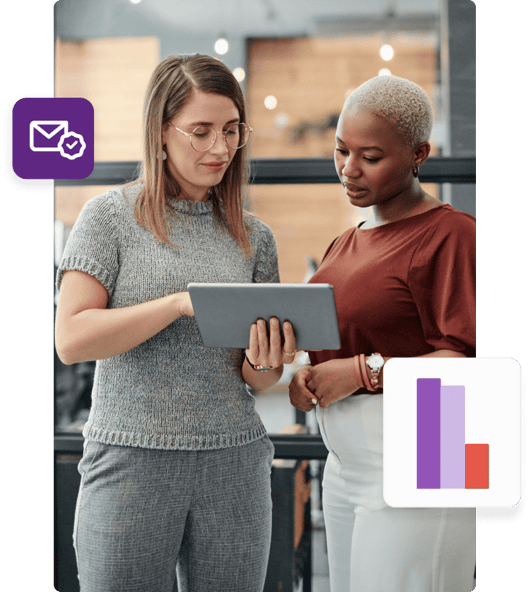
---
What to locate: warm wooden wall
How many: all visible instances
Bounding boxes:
[54,37,160,226]
[247,35,437,159]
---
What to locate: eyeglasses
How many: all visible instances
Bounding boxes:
[171,122,253,151]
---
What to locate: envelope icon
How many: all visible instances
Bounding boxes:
[29,120,69,152]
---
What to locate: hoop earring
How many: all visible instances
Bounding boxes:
[412,166,419,178]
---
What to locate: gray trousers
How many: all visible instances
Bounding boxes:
[73,436,275,592]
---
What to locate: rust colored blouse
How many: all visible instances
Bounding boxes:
[308,204,476,392]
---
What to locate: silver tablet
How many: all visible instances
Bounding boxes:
[188,283,341,351]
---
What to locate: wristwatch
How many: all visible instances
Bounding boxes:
[366,353,385,389]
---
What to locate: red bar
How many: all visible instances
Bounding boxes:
[465,444,489,489]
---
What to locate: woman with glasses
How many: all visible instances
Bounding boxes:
[55,54,296,592]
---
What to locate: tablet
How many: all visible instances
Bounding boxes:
[188,283,341,350]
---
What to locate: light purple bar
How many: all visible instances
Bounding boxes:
[440,385,466,488]
[417,378,441,489]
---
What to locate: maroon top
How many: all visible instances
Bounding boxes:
[308,204,476,393]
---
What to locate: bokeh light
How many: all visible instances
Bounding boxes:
[233,67,245,82]
[264,95,278,110]
[380,44,394,61]
[214,37,229,55]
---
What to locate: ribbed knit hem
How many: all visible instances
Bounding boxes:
[82,422,268,451]
[56,255,115,295]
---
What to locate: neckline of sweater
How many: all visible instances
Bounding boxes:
[168,197,214,215]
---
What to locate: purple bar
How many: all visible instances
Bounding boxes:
[440,386,466,488]
[417,378,441,488]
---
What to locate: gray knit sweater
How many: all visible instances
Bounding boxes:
[56,184,279,450]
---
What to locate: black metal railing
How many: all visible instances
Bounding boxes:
[53,434,525,524]
[55,157,476,187]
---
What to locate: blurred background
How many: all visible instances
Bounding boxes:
[54,0,475,281]
[53,2,475,590]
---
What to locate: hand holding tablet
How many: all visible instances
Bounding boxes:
[245,316,297,371]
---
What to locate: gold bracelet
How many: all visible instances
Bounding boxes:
[245,353,275,372]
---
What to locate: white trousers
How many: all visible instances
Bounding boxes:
[317,394,476,592]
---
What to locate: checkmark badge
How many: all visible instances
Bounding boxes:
[58,132,86,160]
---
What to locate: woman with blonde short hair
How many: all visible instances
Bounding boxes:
[289,75,476,591]
[55,54,296,592]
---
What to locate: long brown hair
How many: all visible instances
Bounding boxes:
[132,54,253,256]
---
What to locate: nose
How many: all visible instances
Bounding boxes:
[342,155,362,179]
[209,131,230,155]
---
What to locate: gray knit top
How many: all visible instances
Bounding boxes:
[56,184,279,450]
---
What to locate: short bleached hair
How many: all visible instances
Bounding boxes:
[344,75,433,148]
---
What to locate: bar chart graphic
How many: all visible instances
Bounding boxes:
[383,358,520,508]
[416,378,489,489]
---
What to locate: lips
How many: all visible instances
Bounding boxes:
[202,161,228,171]
[343,181,368,193]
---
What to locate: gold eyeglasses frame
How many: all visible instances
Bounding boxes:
[171,123,253,152]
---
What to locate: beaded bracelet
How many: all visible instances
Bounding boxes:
[359,353,377,392]
[353,355,364,390]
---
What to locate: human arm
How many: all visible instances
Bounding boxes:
[308,349,467,408]
[242,317,297,392]
[241,219,299,391]
[55,270,195,365]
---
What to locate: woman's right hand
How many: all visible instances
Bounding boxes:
[288,365,319,412]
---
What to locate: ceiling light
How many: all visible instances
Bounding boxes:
[380,44,394,61]
[214,37,229,55]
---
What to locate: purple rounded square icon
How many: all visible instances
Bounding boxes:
[13,97,94,180]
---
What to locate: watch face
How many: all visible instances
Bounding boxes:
[367,354,384,370]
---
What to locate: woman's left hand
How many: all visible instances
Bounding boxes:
[306,358,360,408]
[245,317,297,369]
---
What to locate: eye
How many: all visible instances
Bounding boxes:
[193,126,213,138]
[364,157,381,163]
[335,146,348,155]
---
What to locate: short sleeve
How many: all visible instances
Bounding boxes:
[248,217,280,284]
[56,191,120,297]
[409,211,476,356]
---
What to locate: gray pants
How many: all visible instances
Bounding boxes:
[73,436,275,592]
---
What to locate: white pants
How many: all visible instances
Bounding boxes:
[317,395,476,592]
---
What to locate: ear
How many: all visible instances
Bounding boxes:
[413,141,431,167]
